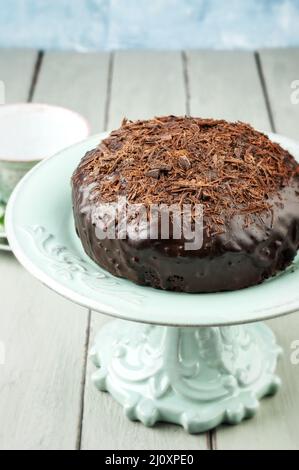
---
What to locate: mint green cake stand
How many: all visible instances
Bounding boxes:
[6,132,299,434]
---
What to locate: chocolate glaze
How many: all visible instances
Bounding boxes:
[72,176,299,293]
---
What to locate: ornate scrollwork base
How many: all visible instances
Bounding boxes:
[90,320,282,433]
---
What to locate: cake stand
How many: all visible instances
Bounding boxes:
[5,132,299,434]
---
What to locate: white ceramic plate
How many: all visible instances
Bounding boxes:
[5,132,299,327]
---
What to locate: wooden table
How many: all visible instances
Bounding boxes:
[0,48,299,450]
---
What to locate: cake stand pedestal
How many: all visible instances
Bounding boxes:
[7,131,299,436]
[90,320,281,433]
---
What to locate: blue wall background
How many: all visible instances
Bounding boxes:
[1,0,299,51]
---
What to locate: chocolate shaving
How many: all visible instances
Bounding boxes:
[178,155,191,170]
[146,169,160,179]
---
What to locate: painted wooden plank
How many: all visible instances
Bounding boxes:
[0,252,88,450]
[215,49,299,450]
[187,50,271,132]
[33,51,110,132]
[214,317,299,450]
[108,51,186,129]
[259,48,299,140]
[81,51,207,450]
[0,49,37,102]
[0,50,110,449]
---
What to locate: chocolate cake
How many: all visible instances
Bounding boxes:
[72,116,299,293]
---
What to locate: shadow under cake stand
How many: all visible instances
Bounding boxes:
[6,132,299,434]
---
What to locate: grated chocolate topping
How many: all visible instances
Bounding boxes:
[74,116,299,229]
